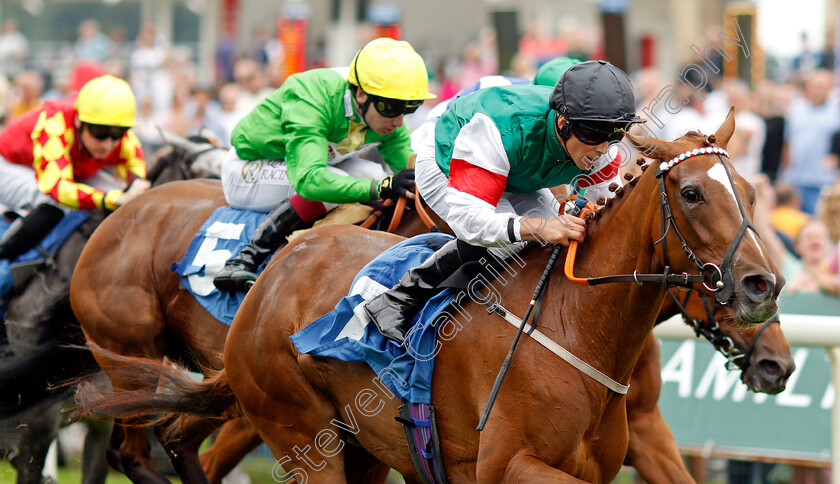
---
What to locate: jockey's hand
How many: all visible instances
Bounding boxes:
[374,168,415,200]
[519,215,586,246]
[116,178,151,207]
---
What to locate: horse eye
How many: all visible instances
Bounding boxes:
[682,188,702,203]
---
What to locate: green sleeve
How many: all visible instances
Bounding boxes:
[234,74,375,203]
[376,127,413,172]
[281,83,373,203]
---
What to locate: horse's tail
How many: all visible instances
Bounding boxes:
[0,337,96,419]
[74,345,239,437]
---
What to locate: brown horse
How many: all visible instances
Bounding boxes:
[113,111,779,482]
[69,176,433,483]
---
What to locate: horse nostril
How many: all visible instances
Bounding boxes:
[757,359,782,379]
[742,274,773,299]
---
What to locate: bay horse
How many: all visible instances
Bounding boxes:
[0,130,225,484]
[75,110,785,482]
[214,111,783,482]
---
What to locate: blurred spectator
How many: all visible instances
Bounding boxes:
[9,70,44,119]
[721,80,765,182]
[185,83,227,143]
[215,33,238,84]
[215,83,243,144]
[459,28,498,89]
[0,75,10,129]
[129,23,167,105]
[232,58,272,118]
[783,220,840,296]
[252,24,284,67]
[74,20,113,63]
[752,81,790,182]
[772,181,810,245]
[780,69,839,214]
[132,95,163,153]
[518,19,563,66]
[0,19,28,79]
[792,32,822,78]
[509,50,537,79]
[42,70,71,100]
[818,181,840,243]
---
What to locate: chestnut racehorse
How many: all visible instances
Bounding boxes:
[214,112,784,482]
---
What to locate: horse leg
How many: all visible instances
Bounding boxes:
[153,416,218,484]
[199,417,261,484]
[624,406,694,484]
[81,418,113,484]
[227,355,349,483]
[489,454,590,484]
[12,400,62,484]
[343,445,390,484]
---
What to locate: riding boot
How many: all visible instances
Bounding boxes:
[0,203,65,261]
[364,239,484,344]
[213,200,305,293]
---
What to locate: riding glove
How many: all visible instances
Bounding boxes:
[372,168,415,200]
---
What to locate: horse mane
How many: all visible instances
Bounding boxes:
[584,132,718,227]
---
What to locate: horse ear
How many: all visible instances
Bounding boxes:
[625,130,681,161]
[713,107,737,149]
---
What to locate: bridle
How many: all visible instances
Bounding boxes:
[565,142,759,303]
[667,290,780,375]
[654,144,758,303]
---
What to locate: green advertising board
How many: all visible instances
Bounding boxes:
[657,292,840,463]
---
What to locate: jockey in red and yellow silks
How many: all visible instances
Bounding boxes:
[0,75,150,262]
[0,96,145,210]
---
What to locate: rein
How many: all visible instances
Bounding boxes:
[667,290,779,373]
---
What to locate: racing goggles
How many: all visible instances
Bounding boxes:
[86,123,130,141]
[370,95,423,118]
[570,120,627,145]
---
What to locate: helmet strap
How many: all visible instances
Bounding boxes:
[555,112,571,142]
[351,85,372,126]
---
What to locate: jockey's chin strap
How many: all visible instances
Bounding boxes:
[566,145,757,304]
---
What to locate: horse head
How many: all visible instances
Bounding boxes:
[663,291,795,395]
[148,129,227,184]
[627,107,783,326]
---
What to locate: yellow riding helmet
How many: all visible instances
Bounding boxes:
[75,75,136,127]
[348,38,436,101]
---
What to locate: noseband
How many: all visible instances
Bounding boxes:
[667,290,780,377]
[655,144,758,303]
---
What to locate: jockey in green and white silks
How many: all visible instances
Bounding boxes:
[366,60,646,344]
[214,38,435,293]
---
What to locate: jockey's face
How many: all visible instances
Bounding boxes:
[354,90,405,136]
[79,121,123,160]
[556,116,612,171]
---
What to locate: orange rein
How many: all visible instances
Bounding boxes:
[365,154,437,233]
[563,196,597,286]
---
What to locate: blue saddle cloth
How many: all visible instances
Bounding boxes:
[0,210,89,301]
[290,233,457,404]
[170,206,269,325]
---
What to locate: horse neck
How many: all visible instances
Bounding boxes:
[525,171,668,386]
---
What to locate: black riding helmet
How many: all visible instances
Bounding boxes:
[550,60,645,128]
